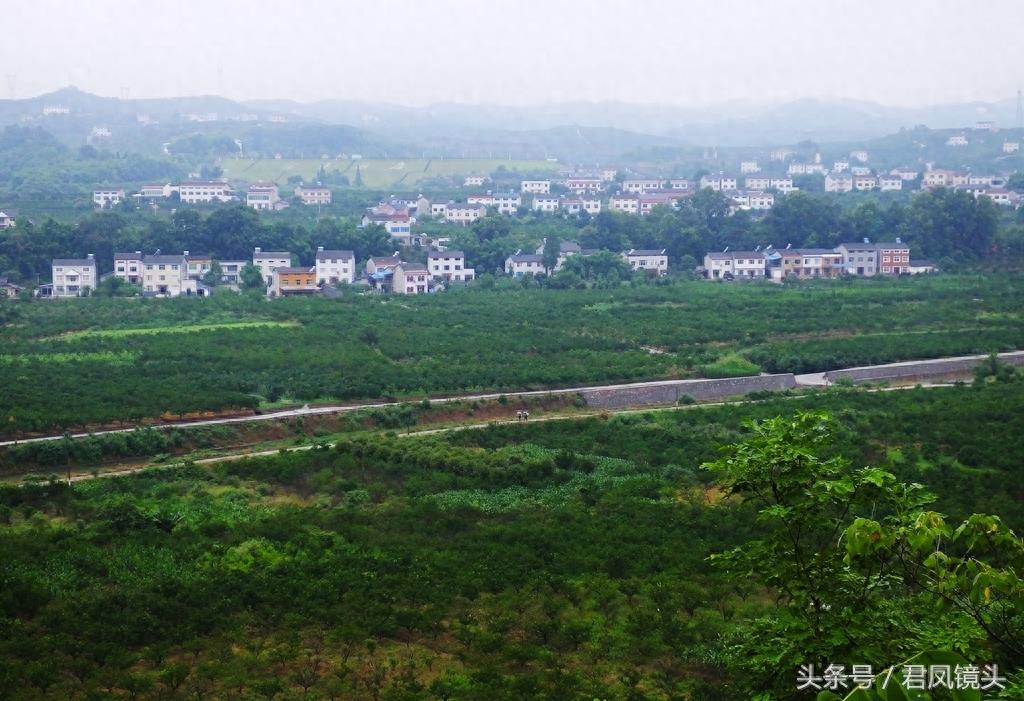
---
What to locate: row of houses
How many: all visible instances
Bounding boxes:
[824,173,907,192]
[93,181,333,211]
[364,251,475,294]
[703,239,930,281]
[505,241,669,277]
[44,246,357,298]
[42,245,478,298]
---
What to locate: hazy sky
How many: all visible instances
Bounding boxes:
[3,0,1023,107]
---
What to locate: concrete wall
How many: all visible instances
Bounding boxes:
[824,351,1024,385]
[581,373,798,409]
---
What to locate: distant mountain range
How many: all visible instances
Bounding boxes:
[0,87,1020,160]
[245,94,1022,146]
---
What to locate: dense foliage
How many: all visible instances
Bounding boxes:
[2,275,1023,435]
[1,383,1021,699]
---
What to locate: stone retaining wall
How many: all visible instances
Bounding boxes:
[581,373,798,409]
[824,351,1024,384]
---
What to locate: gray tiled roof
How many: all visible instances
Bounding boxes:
[52,258,97,266]
[315,249,354,260]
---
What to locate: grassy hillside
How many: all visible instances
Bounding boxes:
[221,157,560,189]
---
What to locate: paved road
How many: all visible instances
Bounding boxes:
[3,350,1017,449]
[0,376,752,448]
[57,380,963,485]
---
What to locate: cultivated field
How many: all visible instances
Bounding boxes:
[220,157,560,188]
[2,382,1022,699]
[2,274,1023,436]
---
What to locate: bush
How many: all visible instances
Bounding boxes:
[699,353,761,379]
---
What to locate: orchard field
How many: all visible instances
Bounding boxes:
[1,381,1022,699]
[2,274,1024,435]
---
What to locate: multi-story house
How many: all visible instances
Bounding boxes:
[564,177,603,194]
[793,249,843,278]
[314,247,355,285]
[838,241,880,276]
[973,186,1017,206]
[564,196,601,215]
[946,134,969,146]
[178,181,233,204]
[0,208,16,229]
[271,267,318,296]
[492,192,522,214]
[51,254,97,297]
[466,193,493,206]
[535,239,581,271]
[139,183,176,199]
[608,194,640,214]
[850,150,869,163]
[392,263,430,294]
[366,255,401,278]
[890,168,919,181]
[740,160,760,174]
[668,178,692,191]
[521,180,551,194]
[600,168,618,182]
[621,178,663,194]
[795,162,827,175]
[850,166,872,176]
[428,251,474,282]
[142,254,189,296]
[877,175,903,191]
[93,188,125,208]
[767,248,805,281]
[532,195,560,212]
[113,251,143,285]
[638,192,679,215]
[505,251,545,277]
[0,278,23,298]
[825,173,854,192]
[699,176,738,191]
[876,240,911,275]
[219,260,248,284]
[445,203,487,225]
[253,247,292,286]
[463,175,487,187]
[622,249,668,276]
[184,252,213,280]
[294,183,332,205]
[247,183,281,211]
[1003,141,1020,154]
[745,176,772,190]
[922,169,953,188]
[853,175,877,191]
[703,251,766,279]
[770,177,796,193]
[832,160,850,173]
[362,211,413,242]
[746,191,775,210]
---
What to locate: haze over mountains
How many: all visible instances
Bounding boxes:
[0,87,1020,160]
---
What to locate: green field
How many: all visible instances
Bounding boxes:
[220,157,560,188]
[2,383,1023,699]
[3,275,1024,436]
